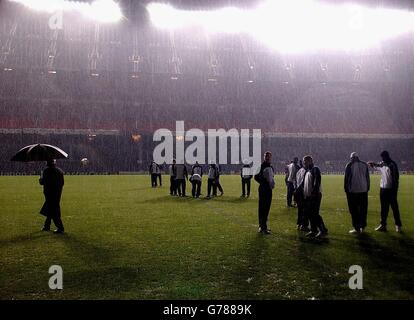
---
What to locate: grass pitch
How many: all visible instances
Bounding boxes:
[0,174,413,300]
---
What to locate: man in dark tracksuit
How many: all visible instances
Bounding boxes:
[40,159,65,234]
[302,155,328,238]
[175,163,188,197]
[369,151,402,232]
[190,161,203,198]
[169,159,177,196]
[156,165,162,186]
[344,152,370,234]
[214,164,224,196]
[294,165,309,231]
[285,157,300,207]
[149,161,161,187]
[240,162,252,197]
[254,151,275,234]
[206,163,219,199]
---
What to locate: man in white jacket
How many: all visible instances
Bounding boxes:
[368,151,402,233]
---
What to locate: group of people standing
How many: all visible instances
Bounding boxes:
[147,149,403,239]
[36,150,403,237]
[259,152,328,237]
[161,160,224,198]
[281,150,402,239]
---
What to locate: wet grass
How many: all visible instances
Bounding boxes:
[0,174,413,300]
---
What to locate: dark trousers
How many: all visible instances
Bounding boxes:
[380,188,402,227]
[207,179,216,197]
[304,193,327,233]
[191,180,201,197]
[44,215,64,231]
[170,176,177,195]
[216,180,223,195]
[258,185,272,231]
[286,181,295,206]
[295,190,308,227]
[346,192,368,230]
[176,179,186,196]
[157,174,162,186]
[241,178,251,196]
[151,174,158,187]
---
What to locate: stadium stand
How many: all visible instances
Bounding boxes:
[0,0,413,173]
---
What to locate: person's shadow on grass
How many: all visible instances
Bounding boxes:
[0,230,51,247]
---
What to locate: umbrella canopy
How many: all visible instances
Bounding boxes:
[10,144,68,162]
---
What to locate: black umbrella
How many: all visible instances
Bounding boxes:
[10,144,68,162]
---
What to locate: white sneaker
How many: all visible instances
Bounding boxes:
[349,229,359,234]
[375,225,387,232]
[396,226,402,233]
[315,230,328,238]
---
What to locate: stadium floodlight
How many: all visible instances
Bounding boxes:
[146,3,248,33]
[9,0,123,23]
[146,0,414,52]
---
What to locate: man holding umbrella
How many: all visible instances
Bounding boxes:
[40,159,65,234]
[11,143,68,234]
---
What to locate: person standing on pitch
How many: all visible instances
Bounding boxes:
[344,152,370,234]
[285,157,300,207]
[190,161,203,198]
[149,160,161,187]
[254,151,275,234]
[156,164,162,187]
[169,159,177,196]
[175,163,188,197]
[294,164,309,231]
[302,155,328,238]
[214,163,224,196]
[40,159,65,234]
[206,162,219,199]
[240,160,253,198]
[368,151,402,233]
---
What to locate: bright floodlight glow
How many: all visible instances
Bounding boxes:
[147,0,414,52]
[146,3,248,33]
[9,0,123,23]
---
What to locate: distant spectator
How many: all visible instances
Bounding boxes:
[190,161,203,198]
[206,162,219,199]
[240,160,253,198]
[285,157,300,207]
[149,161,161,187]
[168,159,177,196]
[175,163,188,197]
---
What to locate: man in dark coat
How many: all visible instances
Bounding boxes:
[302,155,328,238]
[175,163,188,197]
[344,152,370,234]
[190,161,203,198]
[40,159,65,234]
[206,162,219,199]
[214,164,224,197]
